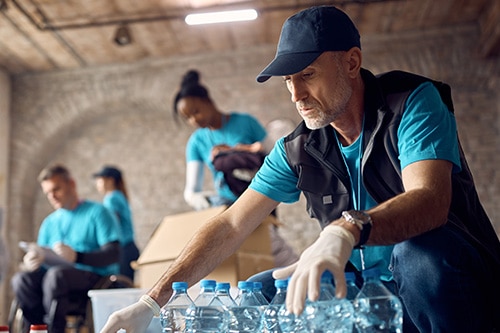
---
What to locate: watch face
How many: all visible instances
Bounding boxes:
[349,210,372,225]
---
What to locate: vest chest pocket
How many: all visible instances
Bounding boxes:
[297,164,351,225]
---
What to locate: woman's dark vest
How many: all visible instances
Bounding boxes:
[284,68,500,265]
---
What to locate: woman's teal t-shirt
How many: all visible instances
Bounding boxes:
[186,112,266,202]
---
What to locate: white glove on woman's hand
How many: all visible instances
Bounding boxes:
[272,225,355,315]
[184,191,211,211]
[53,242,77,263]
[100,295,159,333]
[22,250,44,271]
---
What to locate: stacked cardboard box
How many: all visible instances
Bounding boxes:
[133,206,276,288]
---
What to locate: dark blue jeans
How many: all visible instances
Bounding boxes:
[247,225,500,333]
[11,266,102,333]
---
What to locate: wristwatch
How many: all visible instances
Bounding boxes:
[341,210,373,247]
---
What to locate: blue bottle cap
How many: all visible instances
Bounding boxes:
[320,270,333,282]
[253,281,263,289]
[216,282,231,291]
[172,281,188,290]
[238,281,254,290]
[200,279,217,288]
[345,271,356,281]
[275,279,288,288]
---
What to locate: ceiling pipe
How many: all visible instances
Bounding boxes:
[10,0,403,31]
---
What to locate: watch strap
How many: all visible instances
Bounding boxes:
[341,210,372,248]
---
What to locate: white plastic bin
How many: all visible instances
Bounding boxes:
[87,288,161,333]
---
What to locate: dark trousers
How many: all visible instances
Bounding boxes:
[248,224,500,333]
[11,266,102,333]
[120,241,140,282]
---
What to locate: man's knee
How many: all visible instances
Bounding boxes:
[11,271,34,295]
[11,272,24,294]
[42,267,68,295]
[391,228,496,332]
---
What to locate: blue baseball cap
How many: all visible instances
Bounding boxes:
[257,6,360,83]
[92,166,122,181]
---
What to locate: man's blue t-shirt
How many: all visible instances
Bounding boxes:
[249,82,461,280]
[103,190,135,245]
[186,112,266,202]
[37,199,122,276]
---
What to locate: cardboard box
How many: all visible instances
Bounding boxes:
[134,206,276,288]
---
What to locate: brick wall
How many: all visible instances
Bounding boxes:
[3,23,499,316]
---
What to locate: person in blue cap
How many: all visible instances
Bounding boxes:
[100,6,500,333]
[93,165,140,281]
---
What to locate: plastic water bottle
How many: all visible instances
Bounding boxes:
[278,271,354,333]
[193,279,217,305]
[303,270,354,333]
[353,268,403,333]
[262,279,288,333]
[229,281,263,332]
[345,272,361,333]
[345,272,361,301]
[277,302,306,333]
[185,279,229,332]
[161,281,194,333]
[277,272,334,333]
[252,281,270,305]
[216,282,237,307]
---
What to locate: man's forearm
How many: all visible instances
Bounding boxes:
[147,214,246,306]
[147,190,278,307]
[367,189,449,245]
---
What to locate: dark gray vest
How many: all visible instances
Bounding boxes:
[284,69,500,265]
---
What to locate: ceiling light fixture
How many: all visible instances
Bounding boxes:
[185,9,257,26]
[114,24,132,46]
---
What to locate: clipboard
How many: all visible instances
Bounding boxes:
[18,241,72,266]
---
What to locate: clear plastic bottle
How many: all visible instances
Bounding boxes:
[215,282,237,307]
[353,268,403,333]
[215,282,237,331]
[229,281,262,332]
[185,279,229,332]
[262,279,288,333]
[277,272,338,333]
[345,272,361,301]
[278,271,354,333]
[345,272,361,333]
[278,303,306,333]
[193,279,217,305]
[252,281,270,305]
[161,281,194,333]
[302,270,341,333]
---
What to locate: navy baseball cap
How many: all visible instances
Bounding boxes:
[92,166,122,181]
[257,6,360,83]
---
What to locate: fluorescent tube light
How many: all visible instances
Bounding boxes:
[185,9,258,25]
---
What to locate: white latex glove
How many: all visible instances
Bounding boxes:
[53,242,77,263]
[184,191,211,211]
[22,250,44,271]
[272,224,355,315]
[100,295,159,333]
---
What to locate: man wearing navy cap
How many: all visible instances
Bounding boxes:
[101,6,500,333]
